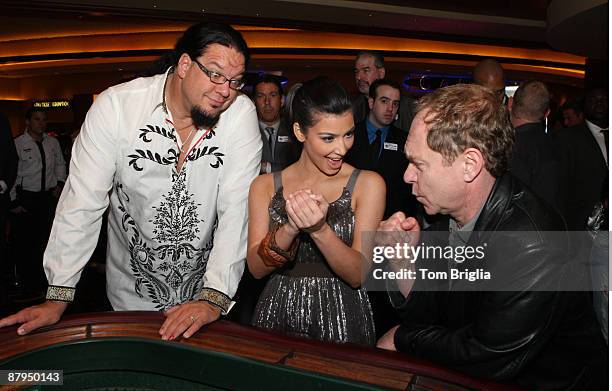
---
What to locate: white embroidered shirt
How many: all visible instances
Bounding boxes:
[44,70,262,313]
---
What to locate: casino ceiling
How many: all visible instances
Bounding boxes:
[0,0,607,100]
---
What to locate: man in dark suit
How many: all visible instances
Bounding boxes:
[346,78,417,337]
[508,80,565,211]
[0,112,18,312]
[554,88,608,230]
[231,76,299,324]
[253,75,298,173]
[352,51,415,133]
[347,78,417,218]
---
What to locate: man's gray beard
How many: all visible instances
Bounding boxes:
[191,106,220,129]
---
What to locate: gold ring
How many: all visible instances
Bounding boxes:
[190,314,197,323]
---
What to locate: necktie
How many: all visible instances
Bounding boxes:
[601,128,608,158]
[265,127,275,158]
[35,140,46,191]
[371,129,382,163]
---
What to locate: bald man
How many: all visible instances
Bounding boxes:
[473,58,506,104]
[509,80,564,210]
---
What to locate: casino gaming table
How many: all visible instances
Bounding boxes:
[0,312,521,390]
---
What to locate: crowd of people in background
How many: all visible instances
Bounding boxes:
[0,21,608,391]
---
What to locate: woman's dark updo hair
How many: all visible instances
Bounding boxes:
[289,76,352,132]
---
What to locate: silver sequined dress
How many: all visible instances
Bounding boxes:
[251,169,376,346]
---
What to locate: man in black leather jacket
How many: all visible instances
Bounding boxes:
[375,84,607,390]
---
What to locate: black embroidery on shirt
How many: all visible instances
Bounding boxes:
[187,146,225,168]
[151,170,201,264]
[128,124,224,171]
[138,125,177,143]
[131,237,171,304]
[128,148,178,171]
[116,169,219,309]
[117,183,171,305]
[205,128,216,139]
[180,226,214,301]
[117,183,134,231]
[149,170,212,307]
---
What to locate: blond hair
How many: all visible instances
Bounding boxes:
[417,84,514,177]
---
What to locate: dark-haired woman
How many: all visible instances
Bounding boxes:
[247,77,385,345]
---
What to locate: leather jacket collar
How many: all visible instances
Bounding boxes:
[473,172,515,234]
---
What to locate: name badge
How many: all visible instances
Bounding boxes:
[383,142,398,151]
[277,136,290,143]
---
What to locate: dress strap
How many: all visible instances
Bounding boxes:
[273,170,283,192]
[345,169,361,195]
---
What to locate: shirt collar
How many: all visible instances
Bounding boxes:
[366,118,390,142]
[24,130,47,141]
[259,120,280,133]
[449,203,485,245]
[156,67,175,116]
[586,119,606,136]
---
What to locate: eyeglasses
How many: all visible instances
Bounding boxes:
[192,59,245,90]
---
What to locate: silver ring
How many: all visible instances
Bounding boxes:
[190,314,197,323]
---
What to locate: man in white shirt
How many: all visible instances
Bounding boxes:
[0,22,262,341]
[9,107,66,294]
